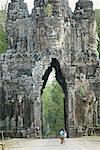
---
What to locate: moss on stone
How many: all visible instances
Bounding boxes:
[44,3,53,16]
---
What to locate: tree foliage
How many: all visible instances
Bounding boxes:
[95,9,100,55]
[42,80,64,137]
[0,9,7,54]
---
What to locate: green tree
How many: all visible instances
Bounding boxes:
[0,9,7,54]
[42,80,64,137]
[95,9,100,56]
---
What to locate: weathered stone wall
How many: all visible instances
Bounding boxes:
[0,0,100,137]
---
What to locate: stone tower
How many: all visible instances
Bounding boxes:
[0,0,100,137]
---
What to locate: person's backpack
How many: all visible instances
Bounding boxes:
[64,131,67,138]
[59,130,64,137]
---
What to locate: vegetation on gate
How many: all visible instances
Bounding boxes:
[44,3,53,16]
[42,80,64,137]
[77,85,87,97]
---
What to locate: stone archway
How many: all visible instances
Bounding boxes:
[32,58,69,138]
[41,58,68,137]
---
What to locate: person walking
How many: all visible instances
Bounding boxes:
[59,129,67,144]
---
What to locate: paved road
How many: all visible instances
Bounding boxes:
[2,137,100,150]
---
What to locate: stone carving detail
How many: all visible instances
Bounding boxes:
[0,0,100,137]
[75,73,97,134]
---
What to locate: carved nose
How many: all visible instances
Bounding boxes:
[50,30,56,37]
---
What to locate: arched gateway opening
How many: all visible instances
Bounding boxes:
[42,76,65,137]
[41,58,68,138]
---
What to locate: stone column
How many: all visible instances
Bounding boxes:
[67,81,77,137]
[33,83,43,137]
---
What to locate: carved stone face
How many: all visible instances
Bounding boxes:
[45,16,64,48]
[46,26,60,40]
[80,73,86,81]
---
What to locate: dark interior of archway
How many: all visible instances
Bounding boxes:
[41,58,67,96]
[41,58,68,136]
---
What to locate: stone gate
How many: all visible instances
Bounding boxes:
[0,0,100,137]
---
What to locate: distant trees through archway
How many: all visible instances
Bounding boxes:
[41,58,68,138]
